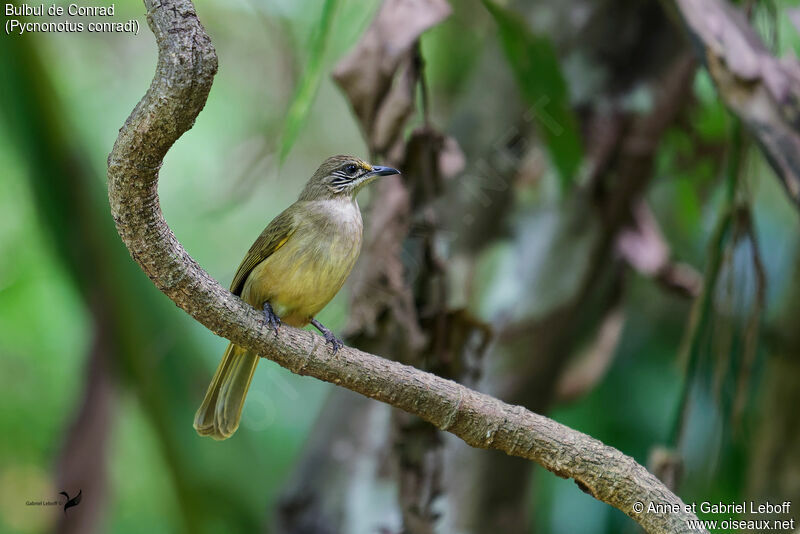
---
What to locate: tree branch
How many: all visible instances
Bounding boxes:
[672,0,800,210]
[106,1,706,533]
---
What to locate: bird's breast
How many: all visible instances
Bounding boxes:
[242,199,363,325]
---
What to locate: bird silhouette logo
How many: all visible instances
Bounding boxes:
[59,490,82,514]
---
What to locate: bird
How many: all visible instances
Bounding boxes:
[194,155,400,440]
[59,490,82,514]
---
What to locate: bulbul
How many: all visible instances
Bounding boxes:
[194,155,400,440]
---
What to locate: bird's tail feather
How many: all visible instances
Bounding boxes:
[193,343,259,440]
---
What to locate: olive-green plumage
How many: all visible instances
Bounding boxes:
[194,155,399,440]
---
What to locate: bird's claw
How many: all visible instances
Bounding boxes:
[323,332,344,354]
[310,318,343,354]
[263,302,281,336]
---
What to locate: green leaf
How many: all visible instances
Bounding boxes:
[278,0,339,163]
[483,0,582,190]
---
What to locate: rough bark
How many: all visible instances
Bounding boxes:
[106,1,706,533]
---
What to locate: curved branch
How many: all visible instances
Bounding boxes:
[106,2,706,533]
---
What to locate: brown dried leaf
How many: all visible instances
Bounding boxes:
[616,202,670,277]
[371,54,419,154]
[438,135,466,179]
[556,306,625,402]
[675,0,800,208]
[333,0,451,153]
[616,201,701,298]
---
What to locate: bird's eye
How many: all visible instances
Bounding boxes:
[344,164,359,175]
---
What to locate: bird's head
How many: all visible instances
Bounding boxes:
[299,155,400,201]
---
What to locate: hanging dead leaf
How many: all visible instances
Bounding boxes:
[675,0,800,208]
[333,0,451,154]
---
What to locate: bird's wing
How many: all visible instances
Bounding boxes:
[229,207,298,296]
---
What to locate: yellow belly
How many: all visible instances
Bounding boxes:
[240,221,361,327]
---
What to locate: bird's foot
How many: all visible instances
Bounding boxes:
[263,302,281,336]
[310,318,344,354]
[322,331,344,354]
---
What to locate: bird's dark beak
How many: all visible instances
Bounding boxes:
[369,165,401,177]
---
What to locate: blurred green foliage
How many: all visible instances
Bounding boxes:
[278,0,340,163]
[483,0,583,190]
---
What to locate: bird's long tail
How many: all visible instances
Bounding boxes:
[193,343,259,440]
